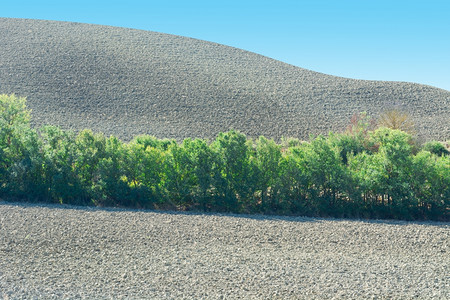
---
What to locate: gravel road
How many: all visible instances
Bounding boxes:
[1,202,448,299]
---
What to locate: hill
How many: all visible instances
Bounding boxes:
[1,18,449,141]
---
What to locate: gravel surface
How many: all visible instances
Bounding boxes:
[1,18,449,142]
[0,202,448,299]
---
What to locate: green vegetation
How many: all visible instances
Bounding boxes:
[1,94,448,220]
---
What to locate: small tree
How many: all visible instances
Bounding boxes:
[377,109,415,135]
[333,112,377,165]
[278,146,310,214]
[346,111,376,137]
[253,136,282,212]
[301,136,352,215]
[370,128,414,218]
[0,94,44,199]
[40,126,82,204]
[422,141,449,156]
[162,142,196,209]
[0,94,31,177]
[211,130,255,212]
[0,94,30,138]
[411,151,450,220]
[92,136,129,207]
[74,129,107,202]
[182,138,215,211]
[122,140,165,208]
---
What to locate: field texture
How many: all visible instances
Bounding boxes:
[1,18,449,142]
[0,202,449,299]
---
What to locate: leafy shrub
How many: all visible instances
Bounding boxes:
[91,136,129,207]
[302,136,353,216]
[410,151,449,220]
[181,138,215,210]
[40,126,82,204]
[0,94,448,221]
[253,136,282,212]
[0,94,44,199]
[377,109,415,135]
[210,130,256,212]
[422,141,449,156]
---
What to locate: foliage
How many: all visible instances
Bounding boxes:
[210,130,256,212]
[346,111,376,138]
[277,146,309,214]
[253,136,282,212]
[301,136,353,215]
[123,135,173,208]
[377,109,415,135]
[422,141,449,156]
[181,138,215,210]
[332,112,378,165]
[0,94,448,221]
[40,126,82,203]
[0,94,43,199]
[410,151,449,219]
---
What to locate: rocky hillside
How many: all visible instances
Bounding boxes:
[1,18,448,141]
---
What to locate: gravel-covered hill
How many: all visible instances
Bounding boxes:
[1,18,449,141]
[1,202,448,299]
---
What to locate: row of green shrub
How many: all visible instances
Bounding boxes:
[1,94,449,220]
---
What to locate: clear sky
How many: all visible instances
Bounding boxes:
[2,0,449,91]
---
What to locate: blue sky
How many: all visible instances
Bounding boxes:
[2,0,450,91]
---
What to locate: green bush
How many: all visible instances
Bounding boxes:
[180,138,215,210]
[277,145,311,214]
[302,135,353,216]
[252,136,282,212]
[410,151,449,219]
[40,126,82,204]
[210,130,256,212]
[0,94,448,221]
[91,136,129,206]
[0,94,44,199]
[422,141,449,156]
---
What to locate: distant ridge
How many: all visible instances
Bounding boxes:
[1,18,449,141]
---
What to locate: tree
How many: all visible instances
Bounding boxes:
[410,151,449,220]
[122,140,165,208]
[331,112,378,165]
[369,128,414,218]
[301,135,352,215]
[0,94,30,142]
[0,94,44,199]
[210,130,255,212]
[0,94,31,185]
[377,109,415,135]
[162,141,196,209]
[253,136,282,212]
[277,145,310,214]
[74,129,107,202]
[422,141,449,156]
[92,135,129,207]
[348,150,387,216]
[40,126,82,204]
[346,111,376,137]
[182,138,215,210]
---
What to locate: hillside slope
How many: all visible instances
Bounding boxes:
[1,18,449,141]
